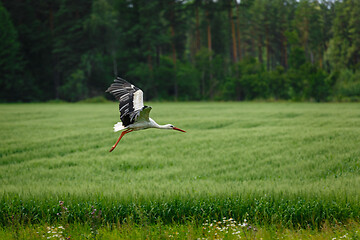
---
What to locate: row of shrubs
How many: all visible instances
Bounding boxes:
[59,57,360,103]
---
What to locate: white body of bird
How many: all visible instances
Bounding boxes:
[113,118,175,132]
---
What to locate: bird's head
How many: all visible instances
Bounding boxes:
[165,124,186,132]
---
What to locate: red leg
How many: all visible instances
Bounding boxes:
[109,129,133,152]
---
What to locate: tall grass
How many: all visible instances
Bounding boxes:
[0,102,359,228]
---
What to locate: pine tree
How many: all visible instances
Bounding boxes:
[0,2,26,101]
[325,0,360,70]
[53,0,92,101]
[2,0,56,100]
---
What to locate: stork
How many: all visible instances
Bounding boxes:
[106,77,186,152]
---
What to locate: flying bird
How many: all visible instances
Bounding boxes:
[106,77,186,152]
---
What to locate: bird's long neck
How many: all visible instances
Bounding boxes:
[149,118,168,129]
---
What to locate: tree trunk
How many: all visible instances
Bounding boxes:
[170,25,177,100]
[195,2,201,51]
[170,25,177,67]
[113,50,118,77]
[266,27,270,71]
[303,18,309,63]
[206,12,212,58]
[235,1,242,61]
[53,60,60,99]
[169,0,177,100]
[156,45,160,66]
[258,38,263,64]
[49,4,54,31]
[282,33,288,69]
[147,45,153,71]
[206,4,213,99]
[201,70,205,99]
[229,1,237,63]
[49,2,59,99]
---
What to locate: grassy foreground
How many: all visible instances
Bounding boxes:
[0,219,359,239]
[0,102,360,236]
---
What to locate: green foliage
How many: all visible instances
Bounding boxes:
[78,96,109,103]
[333,69,360,101]
[288,47,306,69]
[127,62,155,99]
[176,62,201,100]
[1,220,359,239]
[294,0,326,65]
[59,69,88,102]
[153,57,176,100]
[237,58,268,100]
[0,2,20,76]
[1,0,360,102]
[195,47,215,99]
[325,0,360,70]
[307,67,331,102]
[0,2,28,102]
[268,66,289,100]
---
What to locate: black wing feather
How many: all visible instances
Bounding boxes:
[106,77,144,127]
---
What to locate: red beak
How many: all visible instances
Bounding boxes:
[173,127,186,132]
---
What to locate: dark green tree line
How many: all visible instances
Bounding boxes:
[1,0,359,102]
[0,1,27,101]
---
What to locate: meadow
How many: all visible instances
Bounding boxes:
[0,102,359,238]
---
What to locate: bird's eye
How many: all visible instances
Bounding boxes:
[170,125,174,128]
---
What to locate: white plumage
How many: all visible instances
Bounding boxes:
[113,122,125,132]
[133,90,144,111]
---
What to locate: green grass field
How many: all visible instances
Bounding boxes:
[1,102,360,238]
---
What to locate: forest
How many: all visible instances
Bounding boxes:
[1,0,359,102]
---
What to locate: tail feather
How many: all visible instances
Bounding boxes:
[114,122,126,132]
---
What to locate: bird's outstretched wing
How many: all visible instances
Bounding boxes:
[137,106,152,121]
[106,77,145,126]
